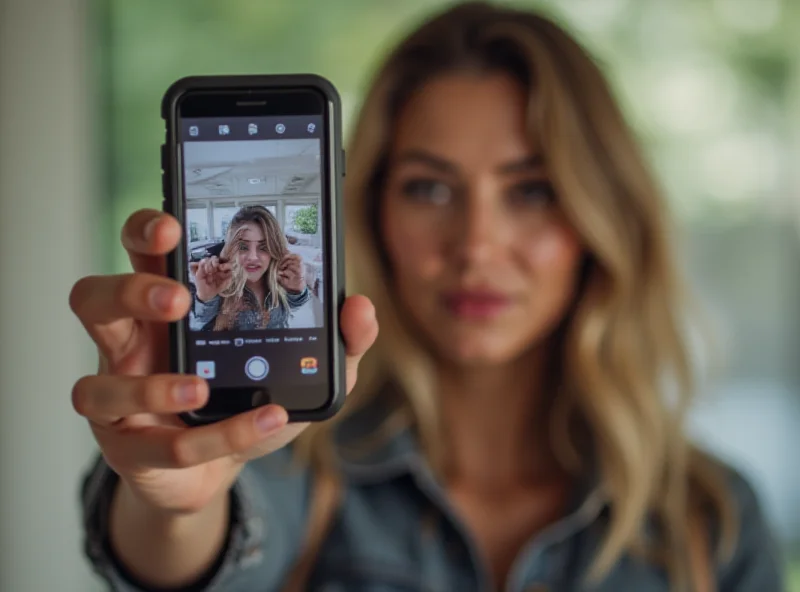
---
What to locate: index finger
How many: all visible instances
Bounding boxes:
[70,273,190,326]
[121,209,182,275]
[69,272,190,359]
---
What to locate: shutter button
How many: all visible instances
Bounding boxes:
[245,356,269,381]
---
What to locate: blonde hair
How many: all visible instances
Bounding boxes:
[289,2,737,590]
[213,205,289,330]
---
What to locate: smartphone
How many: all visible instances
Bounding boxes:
[160,75,346,425]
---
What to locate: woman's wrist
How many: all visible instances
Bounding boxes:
[107,479,232,588]
[195,291,218,305]
[111,478,228,539]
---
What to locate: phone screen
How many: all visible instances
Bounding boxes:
[170,87,341,418]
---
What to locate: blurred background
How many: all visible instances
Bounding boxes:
[0,0,797,590]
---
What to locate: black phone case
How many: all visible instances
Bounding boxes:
[160,74,347,426]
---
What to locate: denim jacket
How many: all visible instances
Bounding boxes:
[189,287,310,331]
[81,395,786,592]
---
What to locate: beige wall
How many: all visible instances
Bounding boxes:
[0,0,102,589]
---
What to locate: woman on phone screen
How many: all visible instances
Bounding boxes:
[71,3,784,591]
[189,205,309,331]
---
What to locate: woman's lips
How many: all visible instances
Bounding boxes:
[442,290,512,320]
[244,264,262,273]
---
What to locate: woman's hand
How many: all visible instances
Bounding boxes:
[277,253,306,294]
[69,209,378,516]
[189,255,232,303]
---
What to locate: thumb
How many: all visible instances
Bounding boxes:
[340,295,378,394]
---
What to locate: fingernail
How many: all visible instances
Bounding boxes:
[149,286,174,312]
[256,408,283,434]
[175,383,198,404]
[143,217,160,242]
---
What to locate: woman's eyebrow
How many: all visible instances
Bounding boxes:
[392,150,543,175]
[496,155,544,174]
[392,149,458,174]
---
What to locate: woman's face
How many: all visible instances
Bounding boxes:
[235,221,272,283]
[382,73,584,366]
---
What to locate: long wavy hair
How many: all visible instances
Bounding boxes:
[289,3,736,590]
[213,205,289,330]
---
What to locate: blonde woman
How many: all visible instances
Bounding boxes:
[189,205,308,331]
[71,3,783,591]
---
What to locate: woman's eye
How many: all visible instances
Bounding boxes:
[510,180,555,207]
[237,242,248,251]
[259,245,270,252]
[400,179,453,205]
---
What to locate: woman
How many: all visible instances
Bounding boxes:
[70,3,783,591]
[190,205,309,331]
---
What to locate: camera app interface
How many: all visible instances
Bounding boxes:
[180,115,327,390]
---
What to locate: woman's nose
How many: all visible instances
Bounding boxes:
[452,190,504,267]
[246,246,259,260]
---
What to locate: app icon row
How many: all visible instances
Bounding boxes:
[195,357,318,380]
[187,122,316,137]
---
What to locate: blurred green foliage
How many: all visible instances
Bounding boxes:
[292,204,318,235]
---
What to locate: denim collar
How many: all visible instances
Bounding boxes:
[330,387,610,565]
[332,386,609,510]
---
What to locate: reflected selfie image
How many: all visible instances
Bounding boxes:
[184,138,324,332]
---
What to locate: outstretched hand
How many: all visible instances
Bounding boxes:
[69,208,378,515]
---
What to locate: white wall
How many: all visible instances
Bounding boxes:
[0,0,103,589]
